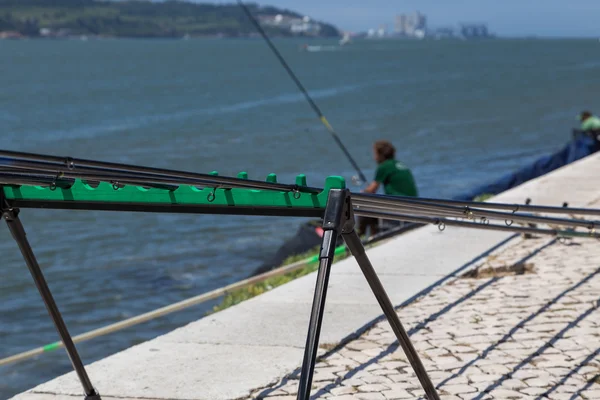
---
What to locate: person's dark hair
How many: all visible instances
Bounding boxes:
[374,140,395,161]
[581,111,592,121]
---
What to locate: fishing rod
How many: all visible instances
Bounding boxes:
[3,151,599,229]
[236,0,368,185]
[4,171,595,232]
[0,175,74,189]
[5,165,595,230]
[3,150,599,223]
[355,202,467,219]
[354,202,598,233]
[355,192,600,217]
[0,150,321,194]
[0,169,180,191]
[354,208,600,239]
[0,160,263,192]
[353,197,599,230]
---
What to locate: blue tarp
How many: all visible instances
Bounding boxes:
[453,133,599,201]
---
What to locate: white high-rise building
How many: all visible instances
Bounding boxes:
[394,15,407,34]
[395,12,427,37]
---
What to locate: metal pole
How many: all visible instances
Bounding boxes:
[342,229,441,400]
[296,239,335,400]
[296,189,350,400]
[2,208,101,400]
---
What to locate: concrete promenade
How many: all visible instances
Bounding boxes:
[12,152,600,400]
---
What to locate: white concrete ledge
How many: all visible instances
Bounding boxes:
[12,152,600,400]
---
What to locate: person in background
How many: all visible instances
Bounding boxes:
[356,140,418,237]
[579,111,600,131]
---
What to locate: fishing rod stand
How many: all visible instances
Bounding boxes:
[296,189,440,400]
[1,197,101,400]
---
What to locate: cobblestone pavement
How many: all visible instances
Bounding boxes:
[247,224,600,399]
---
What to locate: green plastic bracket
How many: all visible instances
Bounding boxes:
[1,173,346,211]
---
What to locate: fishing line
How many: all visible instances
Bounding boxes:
[236,0,367,185]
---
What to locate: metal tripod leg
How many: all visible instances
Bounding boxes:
[342,229,441,400]
[296,189,352,400]
[2,208,101,400]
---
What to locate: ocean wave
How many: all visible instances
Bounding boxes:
[14,79,407,144]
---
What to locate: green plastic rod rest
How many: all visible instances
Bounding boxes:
[1,173,345,210]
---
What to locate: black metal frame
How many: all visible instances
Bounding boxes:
[296,189,440,400]
[2,186,439,400]
[0,191,320,400]
[1,193,101,400]
[7,198,325,218]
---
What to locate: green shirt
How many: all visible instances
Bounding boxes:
[375,159,418,197]
[581,116,600,131]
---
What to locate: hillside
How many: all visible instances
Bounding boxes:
[0,0,341,38]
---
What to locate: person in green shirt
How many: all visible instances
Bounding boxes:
[356,140,418,236]
[579,111,600,131]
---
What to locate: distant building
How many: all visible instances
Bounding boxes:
[291,16,321,35]
[459,24,492,38]
[394,15,406,34]
[259,14,322,36]
[369,13,493,40]
[394,12,427,38]
[433,27,456,39]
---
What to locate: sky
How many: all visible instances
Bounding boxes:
[211,0,600,37]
